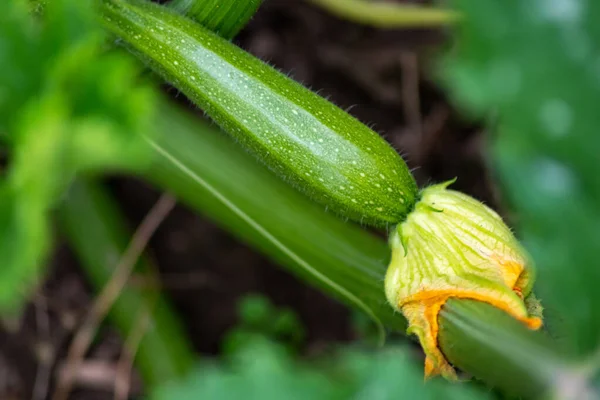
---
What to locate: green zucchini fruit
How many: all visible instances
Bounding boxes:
[100,0,418,226]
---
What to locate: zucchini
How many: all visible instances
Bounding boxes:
[100,0,418,226]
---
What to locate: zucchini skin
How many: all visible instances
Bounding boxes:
[101,0,417,226]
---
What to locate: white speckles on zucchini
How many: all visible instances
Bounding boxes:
[100,0,418,226]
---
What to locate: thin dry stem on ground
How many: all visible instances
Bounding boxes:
[52,193,177,400]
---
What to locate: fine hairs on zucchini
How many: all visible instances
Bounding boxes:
[101,0,418,226]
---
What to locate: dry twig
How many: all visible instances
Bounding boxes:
[114,306,153,400]
[52,194,176,400]
[33,296,53,400]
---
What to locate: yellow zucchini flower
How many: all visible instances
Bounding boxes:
[385,180,542,379]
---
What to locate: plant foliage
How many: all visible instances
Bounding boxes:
[154,338,486,400]
[0,0,156,309]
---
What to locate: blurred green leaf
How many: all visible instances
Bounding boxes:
[271,309,304,344]
[338,348,486,400]
[0,96,66,309]
[441,0,600,358]
[223,294,305,355]
[0,0,156,310]
[153,339,488,400]
[238,294,276,327]
[154,339,342,400]
[0,0,43,134]
[1,0,154,168]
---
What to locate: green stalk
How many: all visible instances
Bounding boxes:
[168,0,263,39]
[144,104,403,340]
[440,300,578,399]
[58,180,195,386]
[142,104,581,398]
[308,0,459,27]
